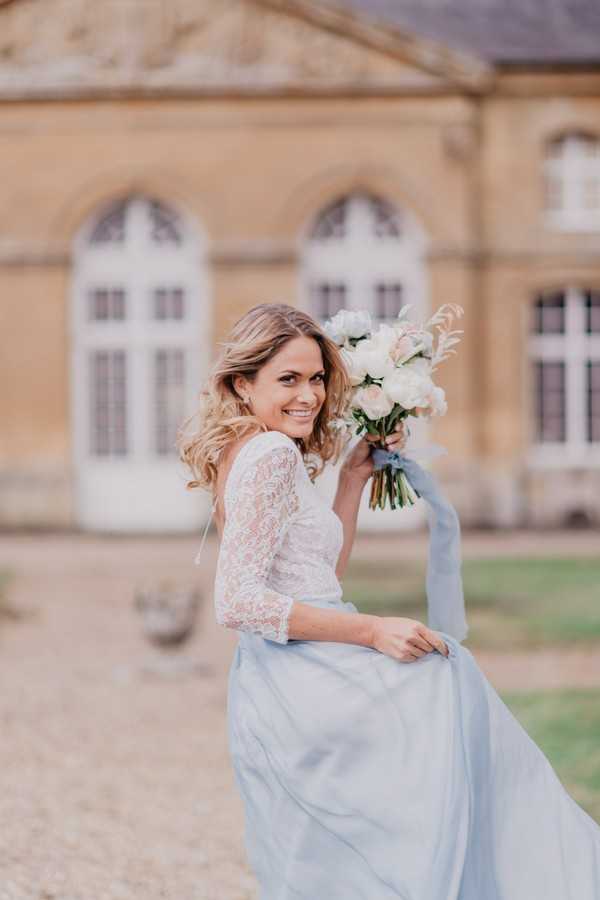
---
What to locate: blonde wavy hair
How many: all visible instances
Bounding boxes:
[177,302,353,493]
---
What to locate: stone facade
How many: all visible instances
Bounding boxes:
[0,0,599,530]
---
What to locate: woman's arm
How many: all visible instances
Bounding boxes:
[333,469,367,582]
[286,602,448,661]
[332,421,408,581]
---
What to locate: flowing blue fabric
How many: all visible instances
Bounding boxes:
[221,439,600,899]
[372,445,468,643]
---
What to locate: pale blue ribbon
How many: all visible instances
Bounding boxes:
[371,444,468,643]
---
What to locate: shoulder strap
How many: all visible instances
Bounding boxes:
[193,496,218,567]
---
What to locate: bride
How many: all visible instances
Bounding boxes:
[179,302,600,899]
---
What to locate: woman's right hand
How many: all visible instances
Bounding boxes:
[370,616,449,662]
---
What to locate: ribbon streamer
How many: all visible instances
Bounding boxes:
[371,446,469,643]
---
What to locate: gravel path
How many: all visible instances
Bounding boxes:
[1,532,598,900]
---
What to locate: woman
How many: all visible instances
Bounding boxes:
[179,303,600,899]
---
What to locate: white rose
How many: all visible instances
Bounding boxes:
[421,332,434,353]
[346,309,372,339]
[358,345,395,380]
[371,322,397,352]
[406,357,431,376]
[389,334,415,365]
[383,368,433,410]
[323,319,345,346]
[340,347,368,386]
[328,309,372,341]
[428,385,447,416]
[353,384,394,420]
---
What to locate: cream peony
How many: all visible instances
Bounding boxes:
[326,309,372,342]
[323,319,345,346]
[427,385,448,416]
[382,367,434,411]
[351,324,398,379]
[340,347,368,386]
[353,384,394,420]
[389,334,415,365]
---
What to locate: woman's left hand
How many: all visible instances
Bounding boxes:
[341,420,409,485]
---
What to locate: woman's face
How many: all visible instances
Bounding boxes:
[234,336,327,439]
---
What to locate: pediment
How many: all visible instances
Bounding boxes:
[0,0,492,99]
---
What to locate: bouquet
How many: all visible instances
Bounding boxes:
[324,304,464,510]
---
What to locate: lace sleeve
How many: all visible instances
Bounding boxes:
[214,443,300,644]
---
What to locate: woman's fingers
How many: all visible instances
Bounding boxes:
[386,421,407,449]
[407,633,434,653]
[425,628,449,657]
[365,422,408,447]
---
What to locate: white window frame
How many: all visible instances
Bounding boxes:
[71,195,206,465]
[299,192,428,329]
[543,132,600,232]
[528,287,600,468]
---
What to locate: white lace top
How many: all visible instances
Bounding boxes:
[212,429,345,644]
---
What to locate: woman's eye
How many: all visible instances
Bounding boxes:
[280,374,325,383]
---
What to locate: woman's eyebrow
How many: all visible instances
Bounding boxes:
[279,369,325,376]
[278,369,326,376]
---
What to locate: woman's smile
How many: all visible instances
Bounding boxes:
[283,408,316,418]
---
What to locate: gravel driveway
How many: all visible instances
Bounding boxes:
[1,531,598,900]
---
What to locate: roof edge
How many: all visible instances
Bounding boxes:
[256,0,495,92]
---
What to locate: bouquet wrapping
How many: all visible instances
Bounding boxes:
[325,304,464,510]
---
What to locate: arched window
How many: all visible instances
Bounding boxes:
[71,195,210,531]
[300,191,429,533]
[543,132,600,231]
[300,192,427,327]
[529,287,600,463]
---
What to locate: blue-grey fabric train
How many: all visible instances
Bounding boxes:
[208,429,600,899]
[371,446,468,643]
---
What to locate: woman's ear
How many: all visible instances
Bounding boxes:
[232,375,248,400]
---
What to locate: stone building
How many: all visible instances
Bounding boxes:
[1,0,599,532]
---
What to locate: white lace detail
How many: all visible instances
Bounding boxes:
[212,430,345,644]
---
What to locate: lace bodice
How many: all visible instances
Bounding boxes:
[212,430,345,644]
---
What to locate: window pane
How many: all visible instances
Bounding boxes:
[583,177,600,211]
[89,201,126,245]
[370,197,402,238]
[152,286,185,320]
[148,200,182,246]
[544,133,600,225]
[374,283,403,320]
[311,282,346,320]
[154,348,186,455]
[584,291,600,334]
[309,198,347,240]
[534,360,566,442]
[90,350,128,456]
[533,292,565,334]
[588,361,600,443]
[543,174,563,212]
[89,287,126,321]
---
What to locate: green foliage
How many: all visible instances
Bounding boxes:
[343,557,600,650]
[501,689,600,823]
[0,568,19,621]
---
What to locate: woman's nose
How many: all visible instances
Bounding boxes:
[296,385,318,405]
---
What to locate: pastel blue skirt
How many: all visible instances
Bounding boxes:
[227,599,600,900]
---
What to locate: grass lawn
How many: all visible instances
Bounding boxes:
[343,557,600,650]
[0,567,19,622]
[501,688,600,824]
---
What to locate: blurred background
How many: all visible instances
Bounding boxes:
[0,0,599,897]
